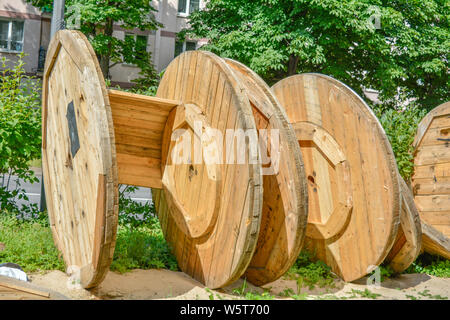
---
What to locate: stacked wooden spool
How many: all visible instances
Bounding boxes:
[411,102,450,260]
[272,74,402,280]
[42,30,308,289]
[42,30,448,290]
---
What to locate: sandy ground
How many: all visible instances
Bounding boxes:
[27,269,450,300]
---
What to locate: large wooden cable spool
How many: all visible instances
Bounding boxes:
[272,74,401,282]
[152,54,308,288]
[44,30,309,289]
[385,177,422,273]
[42,30,119,288]
[151,51,264,289]
[412,101,450,258]
[43,30,266,289]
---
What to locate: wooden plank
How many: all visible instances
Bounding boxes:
[413,163,450,179]
[0,276,49,299]
[414,144,450,166]
[422,222,450,259]
[108,89,180,112]
[413,177,450,195]
[419,211,450,225]
[415,195,450,212]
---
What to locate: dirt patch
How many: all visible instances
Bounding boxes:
[27,269,450,300]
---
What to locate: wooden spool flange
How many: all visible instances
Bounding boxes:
[412,101,450,258]
[272,74,401,282]
[42,30,119,288]
[385,177,422,273]
[153,55,308,288]
[43,30,308,289]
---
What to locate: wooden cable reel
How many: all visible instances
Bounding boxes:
[153,56,308,288]
[43,30,308,289]
[412,101,450,259]
[272,74,401,282]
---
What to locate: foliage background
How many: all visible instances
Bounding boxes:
[181,0,449,110]
[0,55,41,214]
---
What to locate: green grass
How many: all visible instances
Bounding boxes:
[285,250,336,290]
[0,206,179,275]
[0,212,65,272]
[231,279,275,300]
[404,253,450,278]
[110,217,178,273]
[349,288,381,299]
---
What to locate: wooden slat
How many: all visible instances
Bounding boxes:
[108,90,180,188]
[413,162,450,179]
[414,144,450,166]
[415,195,450,212]
[413,177,450,195]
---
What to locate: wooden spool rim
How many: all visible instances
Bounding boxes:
[155,50,264,289]
[385,177,422,273]
[412,101,450,253]
[42,30,118,288]
[223,58,309,286]
[413,101,450,152]
[272,73,401,281]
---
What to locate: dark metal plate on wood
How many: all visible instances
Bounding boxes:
[66,101,80,158]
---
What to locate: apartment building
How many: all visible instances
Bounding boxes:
[0,0,381,103]
[0,0,206,86]
[110,0,206,86]
[0,0,51,75]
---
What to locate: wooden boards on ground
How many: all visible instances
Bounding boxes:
[412,102,450,258]
[152,51,263,289]
[272,74,401,282]
[385,178,422,272]
[421,222,450,260]
[224,59,308,286]
[42,30,119,288]
[0,275,69,300]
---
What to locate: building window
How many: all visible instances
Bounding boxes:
[0,20,24,52]
[175,41,197,58]
[124,33,148,64]
[178,0,200,15]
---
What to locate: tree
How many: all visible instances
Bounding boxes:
[0,55,41,213]
[180,0,449,109]
[30,0,162,88]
